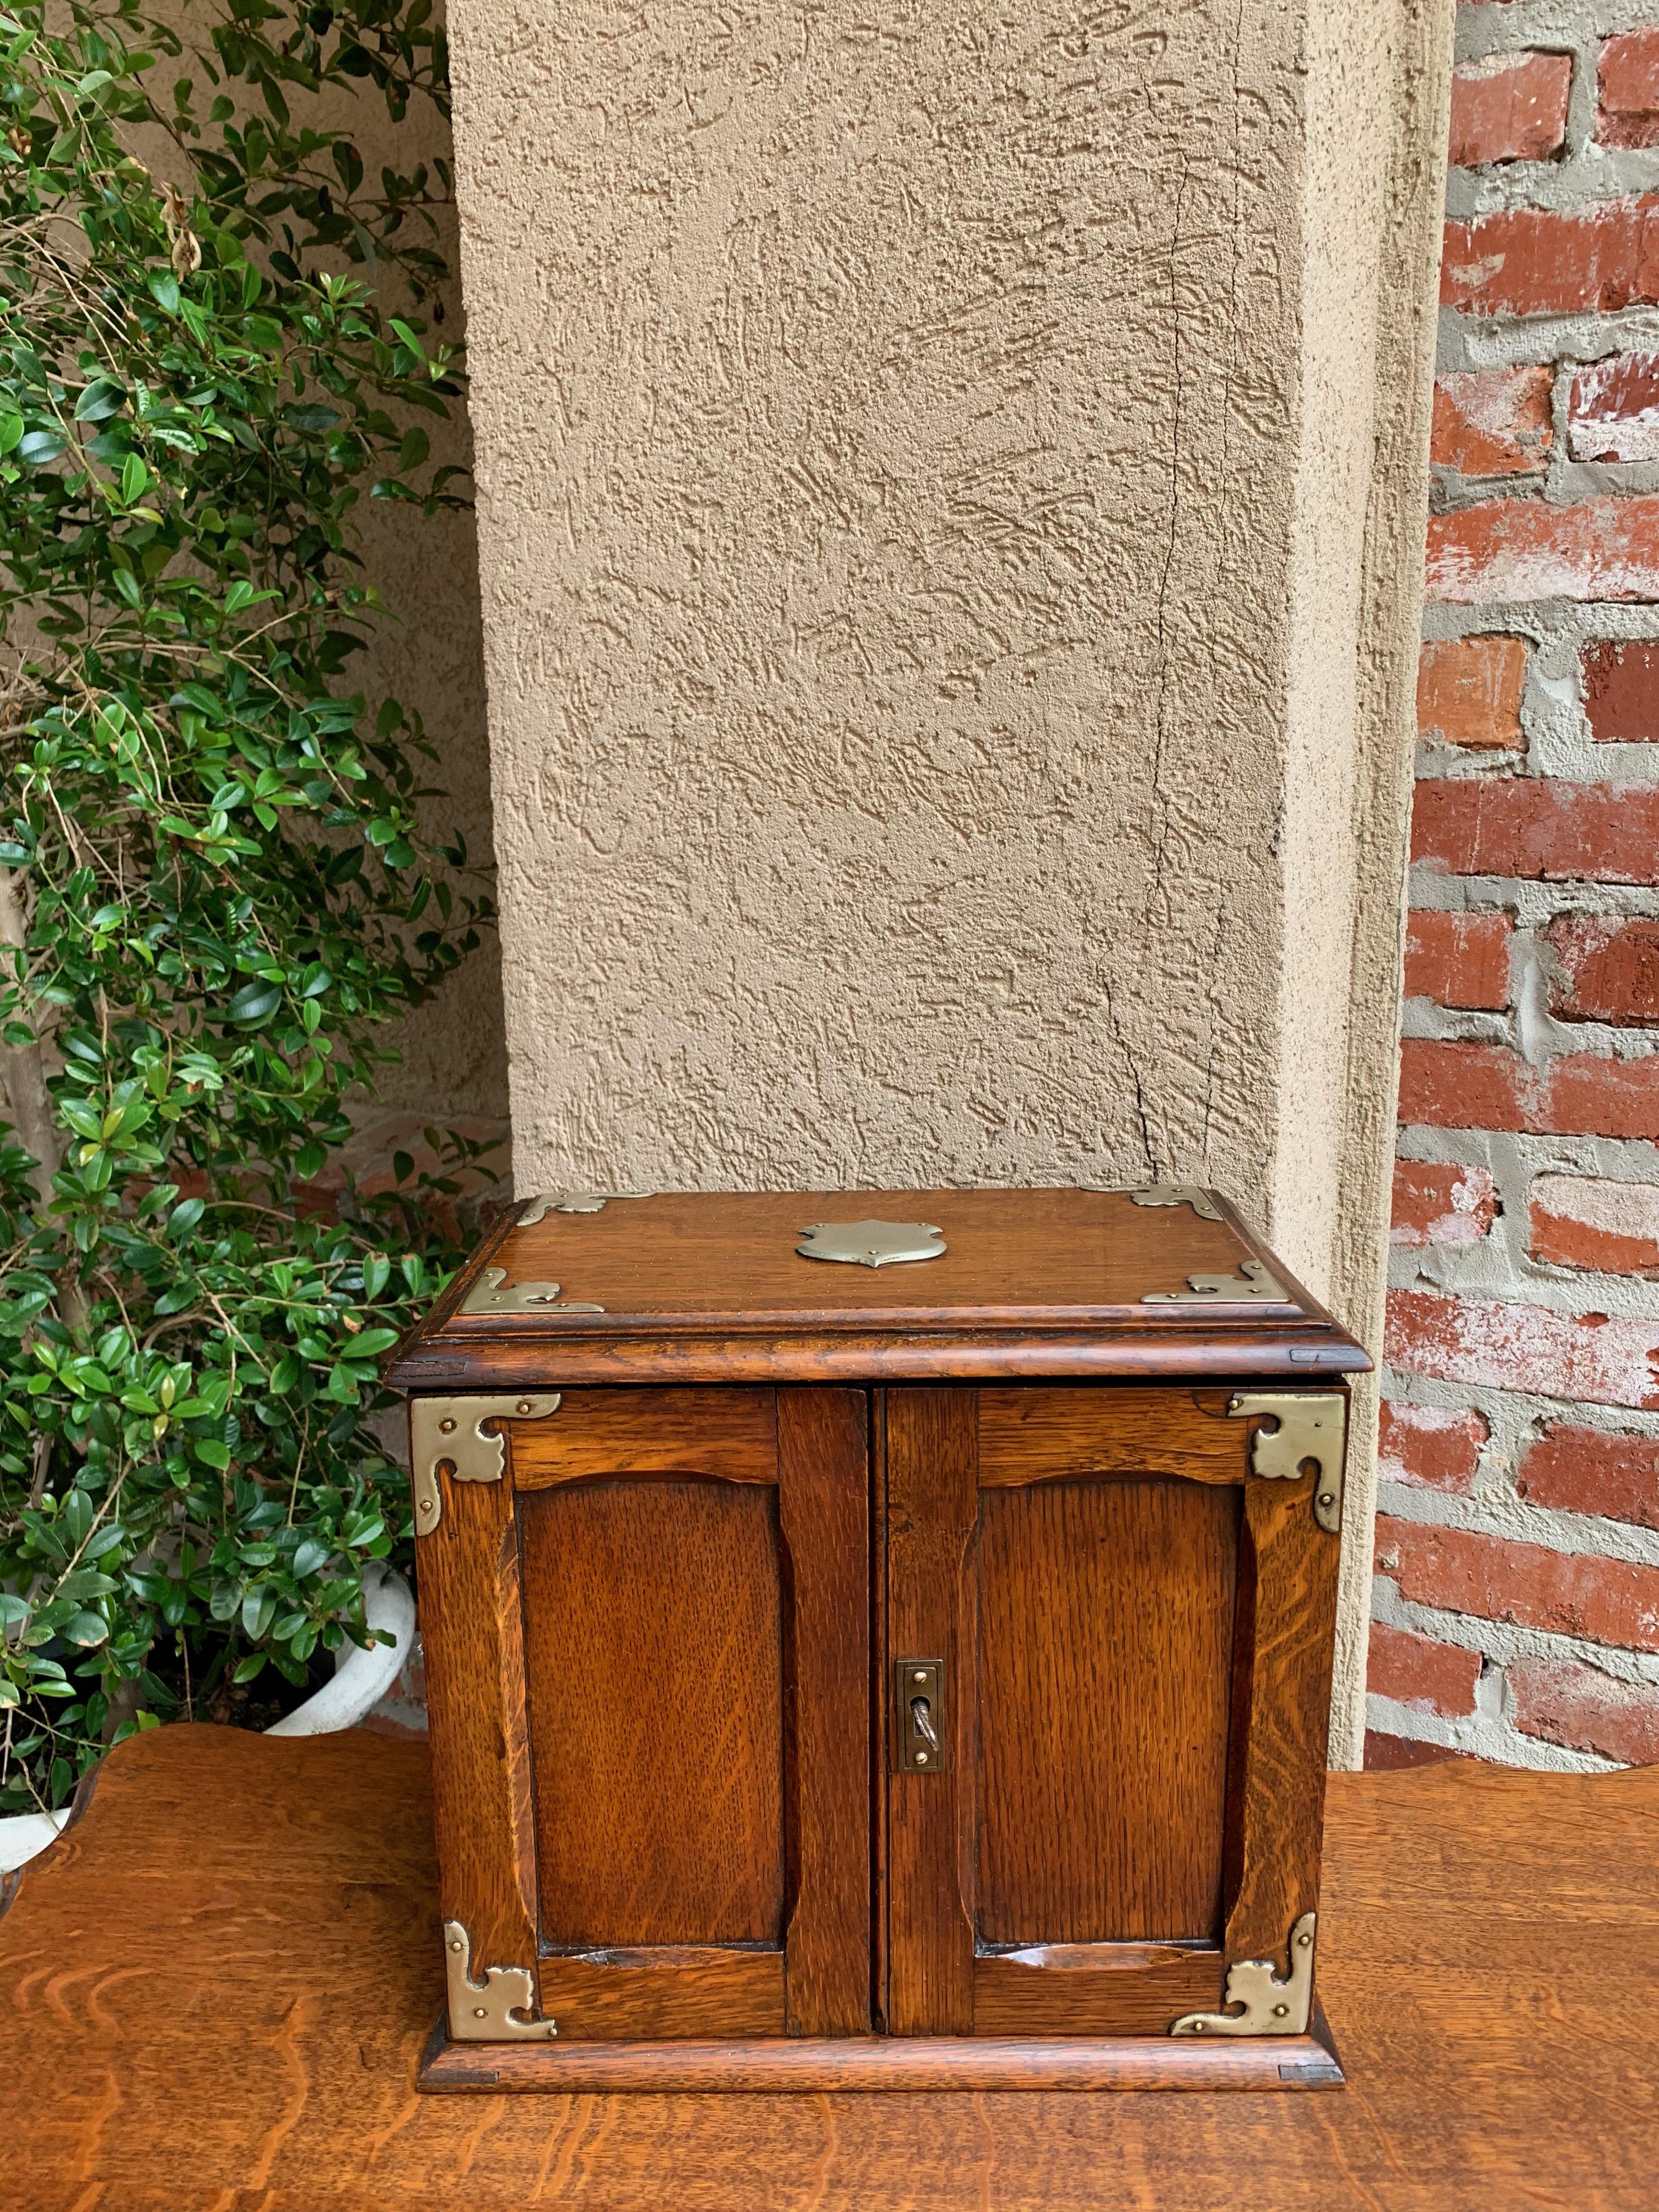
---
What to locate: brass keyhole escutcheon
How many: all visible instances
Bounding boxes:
[896,1659,944,1772]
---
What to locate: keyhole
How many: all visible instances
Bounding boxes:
[910,1695,937,1748]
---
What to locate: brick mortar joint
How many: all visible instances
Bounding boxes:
[1381,1361,1659,1435]
[1374,1476,1659,1568]
[1365,1689,1627,1773]
[1373,1570,1659,1687]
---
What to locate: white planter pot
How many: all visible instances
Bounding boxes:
[264,1562,415,1736]
[0,1563,414,1872]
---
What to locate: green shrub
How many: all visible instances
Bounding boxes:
[0,0,491,1808]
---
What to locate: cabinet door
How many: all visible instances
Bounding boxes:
[882,1385,1341,2038]
[419,1384,871,2042]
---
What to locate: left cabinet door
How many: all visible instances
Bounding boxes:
[416,1384,872,2045]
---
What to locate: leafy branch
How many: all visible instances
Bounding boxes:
[0,0,493,1808]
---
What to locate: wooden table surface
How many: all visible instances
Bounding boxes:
[3,1725,1656,2211]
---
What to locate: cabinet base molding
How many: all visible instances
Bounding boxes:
[416,2008,1345,2095]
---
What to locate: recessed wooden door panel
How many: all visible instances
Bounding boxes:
[520,1476,786,1949]
[420,1383,876,2046]
[883,1384,1342,2041]
[976,1477,1237,1945]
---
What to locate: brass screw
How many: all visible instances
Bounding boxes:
[915,1751,928,1764]
[1273,2003,1289,2018]
[439,1417,456,1435]
[473,2007,487,2019]
[449,1939,463,1953]
[1191,2021,1206,2033]
[1297,1932,1312,1948]
[913,1670,927,1683]
[516,1401,533,1414]
[419,1499,434,1514]
[1318,1492,1335,1509]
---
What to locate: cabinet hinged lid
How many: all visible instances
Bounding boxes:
[385,1186,1369,1390]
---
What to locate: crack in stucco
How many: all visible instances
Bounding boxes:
[1148,148,1193,928]
[1103,972,1158,1181]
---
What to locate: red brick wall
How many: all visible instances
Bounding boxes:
[1374,3,1659,1771]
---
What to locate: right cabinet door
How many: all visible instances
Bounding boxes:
[881,1384,1344,2038]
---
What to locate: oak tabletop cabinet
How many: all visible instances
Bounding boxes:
[386,1186,1368,2094]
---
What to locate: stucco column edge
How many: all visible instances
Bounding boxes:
[1325,0,1454,1767]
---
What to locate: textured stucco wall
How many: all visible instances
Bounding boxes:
[444,0,1452,1759]
[1281,2,1456,1760]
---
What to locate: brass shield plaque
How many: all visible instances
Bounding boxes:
[797,1220,946,1268]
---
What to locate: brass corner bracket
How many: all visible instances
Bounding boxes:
[444,1921,558,2041]
[517,1188,657,1227]
[1128,1183,1224,1223]
[460,1266,606,1317]
[1170,1912,1316,2038]
[1142,1258,1293,1306]
[1228,1391,1347,1534]
[520,1191,607,1222]
[1080,1182,1223,1222]
[409,1393,561,1533]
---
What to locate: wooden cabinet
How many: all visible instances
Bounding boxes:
[390,1188,1365,2092]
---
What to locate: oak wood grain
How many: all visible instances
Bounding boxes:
[517,1476,786,1949]
[415,1456,539,1994]
[418,2021,1339,2093]
[383,1188,1370,1392]
[975,1477,1237,1946]
[533,1948,783,2041]
[775,1387,872,2037]
[1222,1479,1341,1967]
[511,1387,777,1489]
[978,1384,1250,1487]
[452,1188,1304,1324]
[5,1727,1658,2204]
[884,1387,978,2035]
[390,1325,1370,1390]
[969,1943,1224,2036]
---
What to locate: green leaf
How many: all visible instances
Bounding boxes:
[74,379,127,422]
[57,1570,118,1602]
[18,430,66,467]
[226,981,283,1028]
[241,1586,276,1640]
[0,0,483,1816]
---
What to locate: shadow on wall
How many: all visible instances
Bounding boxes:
[345,24,509,1141]
[121,3,510,1164]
